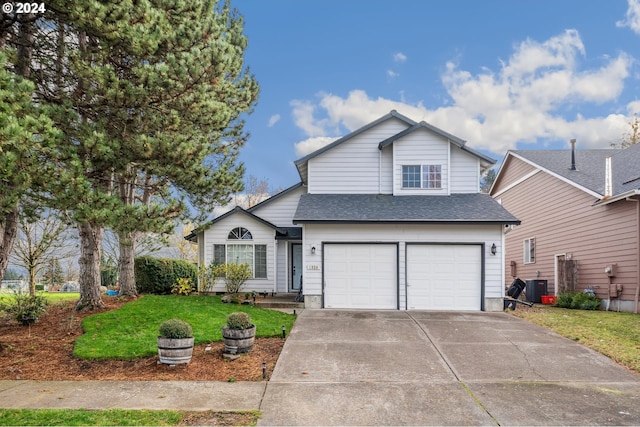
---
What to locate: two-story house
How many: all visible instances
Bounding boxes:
[490,142,640,313]
[187,111,519,311]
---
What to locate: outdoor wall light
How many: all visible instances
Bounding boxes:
[311,246,316,254]
[490,243,497,255]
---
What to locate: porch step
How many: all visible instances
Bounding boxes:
[253,294,304,309]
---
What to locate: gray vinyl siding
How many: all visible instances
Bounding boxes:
[380,145,393,193]
[307,118,408,194]
[393,128,449,195]
[250,185,306,227]
[450,145,480,193]
[495,157,639,301]
[275,240,288,293]
[202,213,276,293]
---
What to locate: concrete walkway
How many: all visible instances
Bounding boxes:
[1,310,640,426]
[0,380,265,411]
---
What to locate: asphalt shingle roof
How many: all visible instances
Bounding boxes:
[293,193,520,224]
[512,146,640,197]
[511,149,619,195]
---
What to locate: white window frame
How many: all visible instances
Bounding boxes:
[213,227,267,278]
[524,238,536,264]
[402,164,442,189]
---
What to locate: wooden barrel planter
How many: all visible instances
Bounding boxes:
[157,337,194,365]
[222,325,256,354]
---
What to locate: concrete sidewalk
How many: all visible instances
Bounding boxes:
[0,380,265,411]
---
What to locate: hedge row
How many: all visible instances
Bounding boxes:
[134,256,198,295]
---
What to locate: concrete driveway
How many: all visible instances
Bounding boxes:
[259,310,640,426]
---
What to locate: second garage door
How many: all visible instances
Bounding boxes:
[407,244,482,311]
[324,244,397,309]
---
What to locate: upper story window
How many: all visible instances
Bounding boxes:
[228,227,252,240]
[402,165,442,189]
[524,237,535,264]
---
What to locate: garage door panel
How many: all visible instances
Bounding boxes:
[407,245,481,311]
[324,244,397,309]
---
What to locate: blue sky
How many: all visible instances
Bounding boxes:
[233,0,640,190]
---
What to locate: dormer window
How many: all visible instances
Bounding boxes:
[402,165,442,189]
[228,227,252,240]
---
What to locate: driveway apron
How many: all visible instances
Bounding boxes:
[259,310,640,426]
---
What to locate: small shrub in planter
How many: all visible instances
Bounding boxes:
[158,318,193,338]
[157,319,194,365]
[226,312,253,330]
[0,292,49,325]
[222,312,255,354]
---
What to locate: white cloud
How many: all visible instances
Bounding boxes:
[290,30,633,155]
[387,70,399,78]
[393,52,407,63]
[267,114,281,127]
[294,136,339,157]
[617,0,640,34]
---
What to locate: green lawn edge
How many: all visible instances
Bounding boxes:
[0,408,260,426]
[512,306,640,373]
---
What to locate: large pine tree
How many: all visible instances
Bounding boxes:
[2,0,258,309]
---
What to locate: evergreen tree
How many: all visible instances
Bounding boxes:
[0,45,59,282]
[3,0,258,308]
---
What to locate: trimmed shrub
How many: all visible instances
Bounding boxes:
[226,312,253,329]
[135,256,197,295]
[557,291,601,310]
[158,318,193,338]
[0,292,49,325]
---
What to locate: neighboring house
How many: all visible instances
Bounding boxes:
[490,142,640,313]
[187,111,519,311]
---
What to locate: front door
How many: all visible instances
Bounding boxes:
[291,243,302,291]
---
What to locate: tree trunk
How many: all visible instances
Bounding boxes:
[118,230,138,297]
[28,267,36,296]
[76,222,105,311]
[0,206,19,281]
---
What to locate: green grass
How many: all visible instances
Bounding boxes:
[0,291,79,303]
[75,295,295,359]
[0,409,260,426]
[0,408,182,426]
[512,307,640,373]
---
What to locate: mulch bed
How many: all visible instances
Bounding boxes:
[0,296,284,382]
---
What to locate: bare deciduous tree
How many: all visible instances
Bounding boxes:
[10,214,76,295]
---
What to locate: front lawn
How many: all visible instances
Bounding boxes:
[0,408,259,426]
[512,306,640,373]
[74,295,295,359]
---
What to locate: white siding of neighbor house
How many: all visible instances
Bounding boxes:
[307,118,409,194]
[393,128,450,196]
[250,185,306,227]
[201,213,276,293]
[302,223,504,310]
[450,146,481,193]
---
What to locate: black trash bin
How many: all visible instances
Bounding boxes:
[507,278,526,298]
[504,278,526,310]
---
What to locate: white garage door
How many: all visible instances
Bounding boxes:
[324,244,397,309]
[407,244,481,311]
